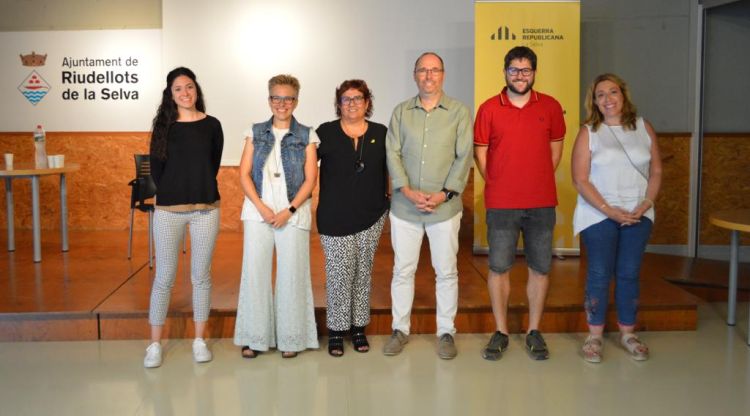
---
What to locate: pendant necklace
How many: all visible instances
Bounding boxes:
[354,136,366,173]
[341,121,368,174]
[270,140,282,178]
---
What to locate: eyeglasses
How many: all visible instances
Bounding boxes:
[506,67,534,77]
[269,96,297,105]
[340,95,365,106]
[414,67,444,76]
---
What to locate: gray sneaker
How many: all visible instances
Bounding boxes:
[525,330,550,360]
[437,333,457,359]
[482,331,509,361]
[383,329,408,356]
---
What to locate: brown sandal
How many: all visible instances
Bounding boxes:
[281,351,298,359]
[241,346,257,359]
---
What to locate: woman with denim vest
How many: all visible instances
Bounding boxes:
[233,74,319,358]
[315,80,389,357]
[572,73,662,363]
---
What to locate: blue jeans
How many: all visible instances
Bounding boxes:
[580,218,653,326]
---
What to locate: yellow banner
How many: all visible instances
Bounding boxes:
[474,0,580,254]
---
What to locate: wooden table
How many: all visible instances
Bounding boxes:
[709,209,750,345]
[0,162,80,262]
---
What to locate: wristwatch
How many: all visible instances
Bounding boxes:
[442,188,458,201]
[288,205,297,213]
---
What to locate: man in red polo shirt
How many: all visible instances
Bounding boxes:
[474,46,565,361]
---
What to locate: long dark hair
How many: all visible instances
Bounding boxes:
[149,67,205,160]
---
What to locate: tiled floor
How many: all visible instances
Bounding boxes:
[1,302,748,416]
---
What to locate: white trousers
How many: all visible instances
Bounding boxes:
[389,211,461,336]
[233,220,319,352]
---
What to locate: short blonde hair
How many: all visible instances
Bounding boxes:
[268,74,300,95]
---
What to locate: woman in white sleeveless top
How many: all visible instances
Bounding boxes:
[572,73,662,363]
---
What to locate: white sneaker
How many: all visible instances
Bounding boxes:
[143,342,162,368]
[192,338,212,363]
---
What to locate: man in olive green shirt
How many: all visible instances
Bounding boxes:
[383,52,473,359]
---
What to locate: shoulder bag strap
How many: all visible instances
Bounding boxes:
[604,124,649,181]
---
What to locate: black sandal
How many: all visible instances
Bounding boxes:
[351,326,370,353]
[241,346,257,359]
[328,330,345,357]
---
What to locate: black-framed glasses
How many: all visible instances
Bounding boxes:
[414,67,444,76]
[506,67,534,77]
[340,95,365,106]
[269,95,297,105]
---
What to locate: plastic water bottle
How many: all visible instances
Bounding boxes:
[33,124,48,168]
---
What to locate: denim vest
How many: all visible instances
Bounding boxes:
[251,116,310,203]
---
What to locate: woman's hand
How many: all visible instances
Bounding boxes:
[271,208,292,228]
[256,203,276,224]
[604,205,640,226]
[630,200,653,219]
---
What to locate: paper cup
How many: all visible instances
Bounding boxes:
[3,153,12,170]
[56,154,65,167]
[47,155,56,168]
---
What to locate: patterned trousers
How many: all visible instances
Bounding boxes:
[320,212,387,331]
[148,208,220,326]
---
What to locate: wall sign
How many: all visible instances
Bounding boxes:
[1,30,161,131]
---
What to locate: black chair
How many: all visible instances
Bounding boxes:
[128,154,157,268]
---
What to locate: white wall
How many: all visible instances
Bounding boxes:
[162,0,474,165]
[2,1,713,148]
